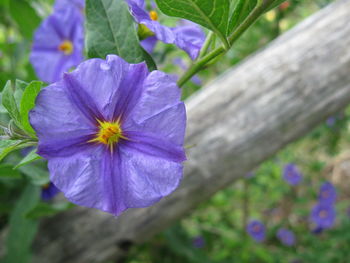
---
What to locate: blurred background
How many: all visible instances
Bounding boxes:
[2,0,350,262]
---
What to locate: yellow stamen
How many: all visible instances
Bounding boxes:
[149,10,158,21]
[89,119,127,152]
[58,40,74,55]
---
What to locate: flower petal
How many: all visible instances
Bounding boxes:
[124,70,181,127]
[119,144,183,209]
[172,23,205,60]
[30,82,96,157]
[124,131,186,162]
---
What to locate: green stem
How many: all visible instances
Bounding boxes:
[177,0,275,88]
[197,31,215,59]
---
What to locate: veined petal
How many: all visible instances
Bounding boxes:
[30,82,96,139]
[141,36,158,54]
[48,146,108,213]
[124,70,181,127]
[124,131,186,163]
[172,24,205,60]
[119,145,183,209]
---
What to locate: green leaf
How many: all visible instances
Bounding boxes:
[155,0,230,47]
[2,81,21,128]
[0,140,28,162]
[20,81,42,135]
[228,0,257,35]
[8,0,41,39]
[0,164,21,179]
[19,164,50,186]
[26,202,75,219]
[3,184,40,263]
[14,148,41,169]
[86,0,145,63]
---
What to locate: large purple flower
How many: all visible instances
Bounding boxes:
[247,220,266,242]
[276,228,295,246]
[318,181,337,205]
[310,203,336,229]
[282,163,303,186]
[127,0,205,59]
[30,6,84,83]
[30,55,186,216]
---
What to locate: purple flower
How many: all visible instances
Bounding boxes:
[127,0,205,59]
[326,116,336,127]
[41,182,60,201]
[30,6,84,83]
[54,0,85,12]
[192,236,205,248]
[247,220,266,242]
[310,203,336,229]
[283,163,303,186]
[30,55,186,216]
[276,228,295,246]
[318,181,336,205]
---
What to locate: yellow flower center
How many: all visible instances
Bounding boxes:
[58,40,74,55]
[149,10,158,21]
[89,119,126,152]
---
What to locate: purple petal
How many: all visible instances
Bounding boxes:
[124,131,186,162]
[54,0,85,11]
[118,144,183,209]
[172,23,205,60]
[141,36,158,54]
[129,103,186,145]
[29,82,96,150]
[48,146,116,213]
[63,73,104,124]
[124,70,181,127]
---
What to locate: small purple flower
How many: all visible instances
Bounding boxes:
[41,182,60,201]
[283,163,303,186]
[247,220,266,242]
[127,0,205,59]
[318,182,336,205]
[30,6,84,83]
[30,55,186,216]
[276,228,295,246]
[326,116,336,127]
[192,236,205,248]
[310,203,336,229]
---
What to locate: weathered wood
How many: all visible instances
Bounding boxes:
[15,0,350,262]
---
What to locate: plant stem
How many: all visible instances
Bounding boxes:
[198,32,215,59]
[178,0,275,88]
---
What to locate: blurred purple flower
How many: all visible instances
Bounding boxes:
[245,172,255,178]
[310,203,336,229]
[283,163,303,186]
[54,0,85,12]
[30,6,84,83]
[127,0,205,59]
[326,116,336,127]
[192,236,205,248]
[30,55,186,216]
[41,182,60,201]
[318,181,336,205]
[173,58,201,86]
[276,228,295,246]
[247,220,266,242]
